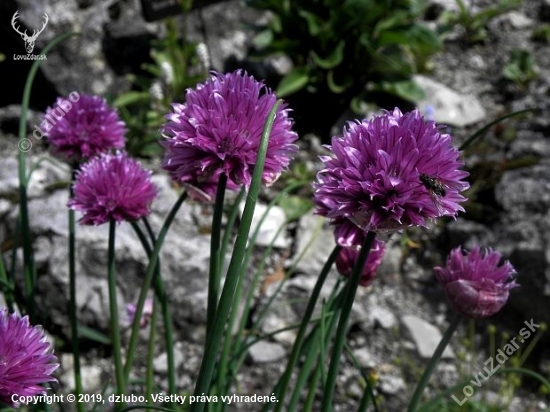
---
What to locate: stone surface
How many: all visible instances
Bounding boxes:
[414,75,487,127]
[248,340,286,363]
[401,315,455,359]
[153,342,185,374]
[292,212,337,277]
[241,202,290,249]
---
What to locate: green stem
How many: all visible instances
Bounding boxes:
[123,190,187,381]
[130,219,175,409]
[274,245,340,412]
[235,181,307,337]
[107,220,125,404]
[459,108,537,151]
[190,101,282,412]
[124,192,187,379]
[248,213,324,354]
[146,297,159,403]
[68,167,85,412]
[0,245,15,313]
[419,367,550,411]
[18,32,78,322]
[207,174,227,338]
[344,342,378,412]
[518,322,546,366]
[304,362,321,411]
[219,188,246,270]
[287,284,345,412]
[407,313,461,412]
[321,231,376,412]
[217,220,288,405]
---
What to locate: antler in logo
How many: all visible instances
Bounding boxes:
[11,11,49,54]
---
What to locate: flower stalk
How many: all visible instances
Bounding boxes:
[407,314,462,412]
[190,100,282,412]
[321,231,376,412]
[107,220,125,403]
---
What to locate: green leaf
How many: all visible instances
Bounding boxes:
[376,79,425,102]
[312,41,345,69]
[253,29,274,49]
[276,68,310,97]
[298,10,324,36]
[377,30,410,47]
[327,70,353,94]
[278,195,313,221]
[112,91,151,108]
[78,325,111,345]
[406,24,443,53]
[502,49,537,86]
[373,11,411,37]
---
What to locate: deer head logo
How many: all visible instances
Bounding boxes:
[11,11,49,54]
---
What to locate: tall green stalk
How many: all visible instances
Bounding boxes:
[0,245,14,313]
[407,313,461,412]
[320,231,376,412]
[68,167,85,412]
[206,174,227,338]
[17,32,78,321]
[124,190,187,380]
[130,219,176,410]
[107,221,125,405]
[273,246,340,412]
[146,297,159,403]
[190,101,282,412]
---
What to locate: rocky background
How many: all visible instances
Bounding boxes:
[1,0,550,410]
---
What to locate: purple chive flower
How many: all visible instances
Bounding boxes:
[69,151,157,225]
[43,94,126,162]
[161,70,298,200]
[0,308,59,407]
[336,238,386,287]
[313,108,469,233]
[126,299,154,328]
[434,246,518,319]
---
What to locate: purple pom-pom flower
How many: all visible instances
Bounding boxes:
[43,93,126,163]
[0,308,59,407]
[336,238,386,287]
[313,108,469,233]
[434,246,518,319]
[161,70,298,200]
[69,151,157,226]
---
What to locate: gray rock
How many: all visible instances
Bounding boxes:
[370,307,397,330]
[414,75,487,127]
[0,158,20,199]
[260,313,296,346]
[495,165,550,213]
[354,348,377,369]
[378,374,406,395]
[186,1,266,71]
[241,203,290,249]
[293,212,338,277]
[60,354,105,392]
[0,199,11,217]
[499,12,534,29]
[153,342,185,374]
[248,340,286,363]
[401,315,455,359]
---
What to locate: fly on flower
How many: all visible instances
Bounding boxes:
[419,173,448,214]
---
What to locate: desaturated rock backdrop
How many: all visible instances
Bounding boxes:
[1,0,550,410]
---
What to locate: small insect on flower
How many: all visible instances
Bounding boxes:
[419,173,448,213]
